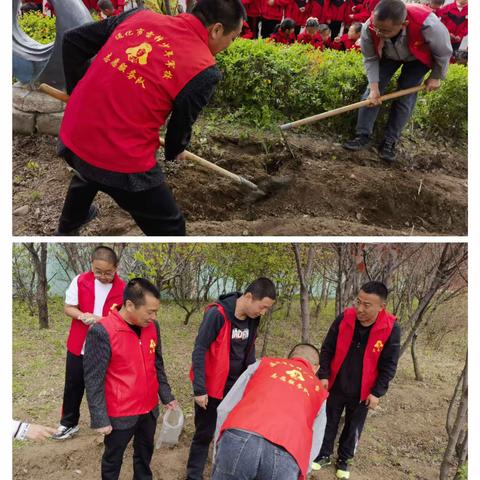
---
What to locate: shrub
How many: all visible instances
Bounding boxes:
[18,11,56,44]
[213,38,468,139]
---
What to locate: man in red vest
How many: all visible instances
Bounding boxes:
[83,278,177,480]
[212,343,328,480]
[312,281,401,479]
[186,277,277,480]
[55,0,246,236]
[52,246,125,441]
[342,0,452,163]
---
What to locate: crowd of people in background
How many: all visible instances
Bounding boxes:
[19,0,467,62]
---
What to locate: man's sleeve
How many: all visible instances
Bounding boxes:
[84,324,112,428]
[164,66,222,161]
[421,13,453,80]
[64,274,80,305]
[191,307,226,396]
[213,361,260,448]
[308,401,327,469]
[360,20,380,84]
[318,314,343,380]
[62,9,139,94]
[371,321,401,397]
[154,321,175,404]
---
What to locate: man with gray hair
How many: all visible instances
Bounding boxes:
[342,0,452,163]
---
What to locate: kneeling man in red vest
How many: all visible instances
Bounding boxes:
[83,278,177,480]
[313,281,401,479]
[212,343,328,480]
[342,0,452,163]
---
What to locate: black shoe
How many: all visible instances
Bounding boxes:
[342,135,371,151]
[311,456,332,470]
[378,137,397,163]
[55,204,99,236]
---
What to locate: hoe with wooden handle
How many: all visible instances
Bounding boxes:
[38,83,267,200]
[280,85,426,131]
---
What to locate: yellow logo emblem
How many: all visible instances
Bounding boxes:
[149,339,156,354]
[125,42,152,65]
[373,340,384,353]
[286,369,305,382]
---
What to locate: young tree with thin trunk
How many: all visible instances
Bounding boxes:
[23,243,49,329]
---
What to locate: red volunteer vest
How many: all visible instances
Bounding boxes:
[441,3,468,40]
[220,357,328,480]
[286,0,310,27]
[101,310,159,417]
[66,272,125,356]
[60,11,216,173]
[369,4,434,68]
[329,307,395,401]
[242,0,261,18]
[189,304,232,400]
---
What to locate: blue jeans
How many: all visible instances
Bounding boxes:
[356,59,430,141]
[212,429,300,480]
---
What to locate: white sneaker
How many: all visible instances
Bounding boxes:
[52,425,79,440]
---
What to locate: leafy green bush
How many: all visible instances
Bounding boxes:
[18,11,56,44]
[214,38,468,139]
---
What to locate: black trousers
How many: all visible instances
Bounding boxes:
[247,16,259,38]
[329,21,343,39]
[317,391,369,463]
[260,18,278,38]
[58,174,186,236]
[186,397,222,480]
[60,351,84,428]
[102,412,157,480]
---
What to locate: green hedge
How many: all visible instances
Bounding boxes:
[18,11,56,44]
[214,38,468,139]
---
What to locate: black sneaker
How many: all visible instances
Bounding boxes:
[52,425,79,440]
[378,137,397,163]
[311,456,332,470]
[54,204,99,236]
[342,135,371,151]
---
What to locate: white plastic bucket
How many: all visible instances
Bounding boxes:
[156,406,184,448]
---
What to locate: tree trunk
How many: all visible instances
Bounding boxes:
[293,244,316,344]
[24,243,49,329]
[411,333,423,381]
[260,311,273,357]
[440,355,468,480]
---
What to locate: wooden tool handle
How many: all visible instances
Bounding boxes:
[38,83,70,102]
[280,85,425,131]
[160,140,260,192]
[39,83,262,193]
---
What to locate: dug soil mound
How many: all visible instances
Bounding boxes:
[12,129,467,236]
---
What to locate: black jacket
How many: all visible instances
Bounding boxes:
[318,312,401,398]
[191,292,259,396]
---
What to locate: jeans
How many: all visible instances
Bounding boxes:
[212,429,300,480]
[356,59,430,141]
[317,391,369,463]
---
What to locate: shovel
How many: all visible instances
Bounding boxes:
[38,83,268,200]
[280,85,426,131]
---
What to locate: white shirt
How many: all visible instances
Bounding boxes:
[65,275,113,354]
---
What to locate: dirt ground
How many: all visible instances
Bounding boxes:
[13,300,468,480]
[12,127,467,236]
[13,343,463,480]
